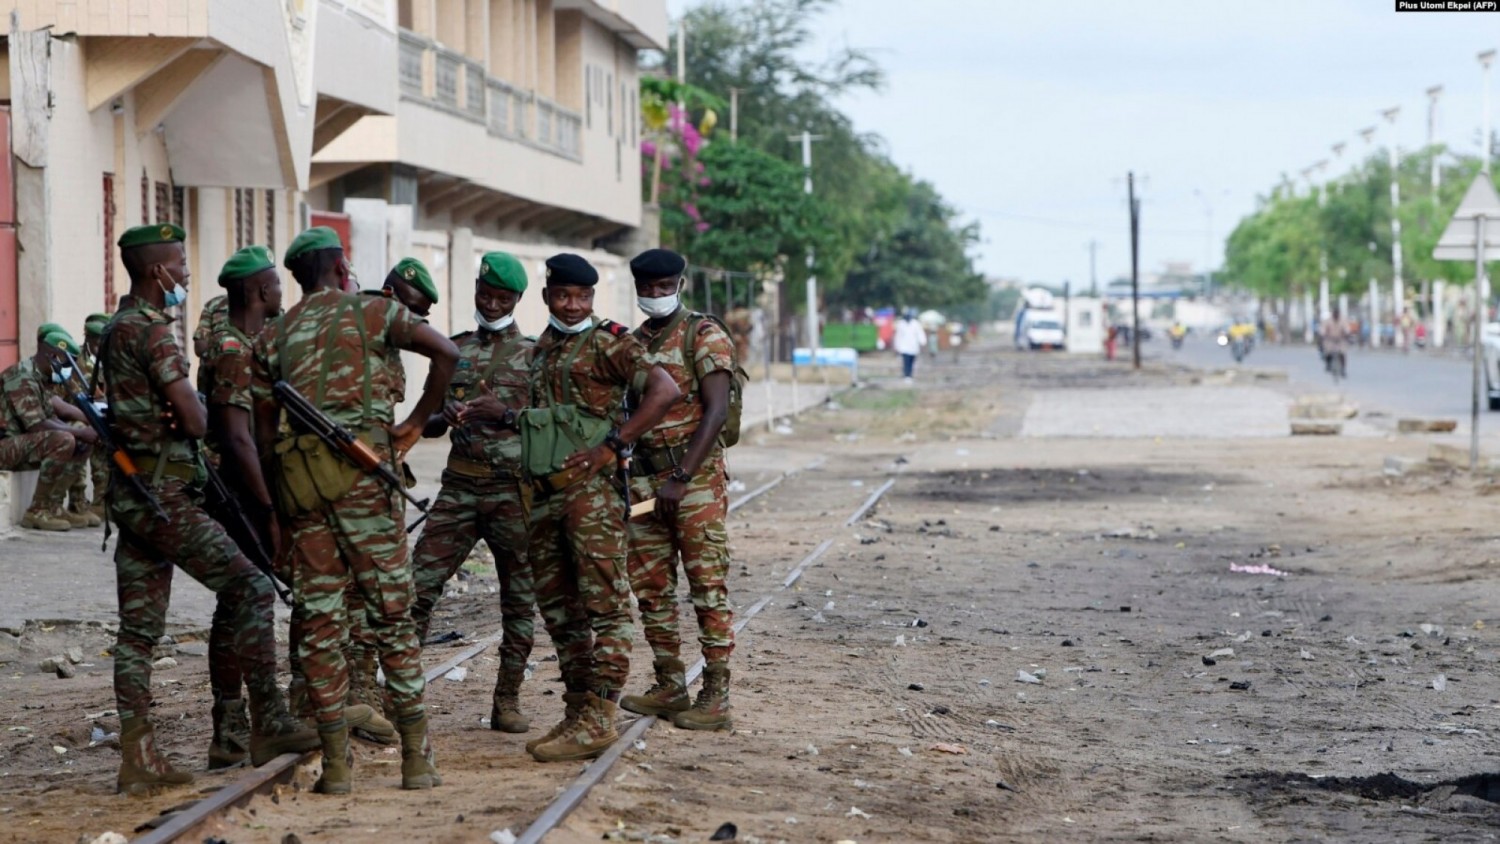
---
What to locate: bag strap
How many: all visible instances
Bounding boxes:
[533,321,596,408]
[282,295,373,428]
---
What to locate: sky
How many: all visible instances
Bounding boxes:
[665,0,1500,286]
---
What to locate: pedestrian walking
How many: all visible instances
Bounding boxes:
[893,308,926,383]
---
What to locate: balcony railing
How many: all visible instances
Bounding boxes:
[399,31,583,162]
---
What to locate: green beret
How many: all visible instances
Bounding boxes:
[388,257,438,304]
[117,223,185,250]
[219,245,277,287]
[544,253,598,287]
[36,322,64,340]
[478,252,527,294]
[84,313,110,337]
[283,226,344,266]
[40,329,80,356]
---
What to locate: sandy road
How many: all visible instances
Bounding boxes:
[3,345,1500,842]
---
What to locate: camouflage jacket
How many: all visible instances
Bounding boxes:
[100,302,193,457]
[205,321,258,452]
[0,358,56,437]
[529,317,651,424]
[193,295,230,396]
[633,310,734,450]
[251,288,422,432]
[446,323,533,468]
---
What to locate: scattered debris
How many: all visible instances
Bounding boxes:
[1101,525,1158,541]
[929,743,968,755]
[1228,681,1251,691]
[84,834,128,844]
[894,634,907,647]
[710,822,738,841]
[151,657,178,671]
[1397,418,1457,433]
[1433,675,1448,692]
[444,666,468,682]
[846,806,871,819]
[907,683,924,691]
[1016,670,1042,685]
[55,661,76,679]
[1230,563,1289,577]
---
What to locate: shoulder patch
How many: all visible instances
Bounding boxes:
[220,338,243,353]
[599,319,630,337]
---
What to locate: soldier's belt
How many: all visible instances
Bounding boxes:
[131,454,198,483]
[529,463,591,497]
[446,455,517,481]
[634,443,689,477]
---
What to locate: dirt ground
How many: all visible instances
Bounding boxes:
[4,344,1500,843]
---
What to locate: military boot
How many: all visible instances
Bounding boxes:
[20,507,71,532]
[525,691,589,753]
[672,662,732,731]
[348,652,396,744]
[529,693,619,762]
[63,504,101,528]
[489,665,530,733]
[207,697,251,770]
[620,656,690,717]
[397,714,442,790]
[313,720,353,795]
[246,683,321,766]
[117,716,194,796]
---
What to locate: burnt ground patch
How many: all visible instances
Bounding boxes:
[901,467,1242,506]
[1233,770,1500,813]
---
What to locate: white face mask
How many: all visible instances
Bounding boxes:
[636,294,680,319]
[548,313,592,334]
[476,310,514,332]
[51,366,73,385]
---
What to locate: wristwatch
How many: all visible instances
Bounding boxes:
[499,408,517,430]
[604,428,632,458]
[669,466,693,484]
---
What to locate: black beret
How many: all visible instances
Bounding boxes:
[629,248,686,281]
[544,253,599,287]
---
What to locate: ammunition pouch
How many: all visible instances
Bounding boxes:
[518,404,612,481]
[271,434,360,516]
[131,452,204,486]
[634,443,689,477]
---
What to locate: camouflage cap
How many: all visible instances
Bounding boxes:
[478,252,527,294]
[117,223,186,250]
[40,329,81,357]
[219,245,277,287]
[283,226,344,267]
[388,257,438,304]
[83,313,110,337]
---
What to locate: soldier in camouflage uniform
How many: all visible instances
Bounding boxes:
[101,224,318,796]
[0,330,97,531]
[409,252,536,734]
[193,294,230,397]
[343,257,438,737]
[78,313,112,518]
[251,227,457,793]
[619,249,737,731]
[502,253,678,762]
[29,323,99,528]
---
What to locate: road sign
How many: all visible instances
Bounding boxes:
[1433,172,1500,260]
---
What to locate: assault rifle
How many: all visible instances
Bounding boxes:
[60,350,168,525]
[200,452,293,606]
[271,380,431,531]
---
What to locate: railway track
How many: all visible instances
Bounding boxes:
[130,457,888,843]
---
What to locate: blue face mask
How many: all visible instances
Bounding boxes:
[50,365,72,385]
[158,276,187,308]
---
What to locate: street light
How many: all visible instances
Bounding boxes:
[1382,106,1404,347]
[1481,50,1496,174]
[1428,85,1443,193]
[1192,188,1226,299]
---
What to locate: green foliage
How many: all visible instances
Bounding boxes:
[1224,149,1489,299]
[650,0,984,317]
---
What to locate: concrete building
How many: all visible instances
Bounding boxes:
[0,0,666,528]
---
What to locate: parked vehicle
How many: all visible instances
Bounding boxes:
[1482,322,1500,411]
[1018,313,1066,350]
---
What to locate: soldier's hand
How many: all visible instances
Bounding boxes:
[563,444,614,480]
[442,400,466,427]
[389,420,422,457]
[72,426,99,446]
[656,478,686,522]
[457,382,507,425]
[266,512,285,564]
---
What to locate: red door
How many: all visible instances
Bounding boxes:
[0,107,16,370]
[309,210,352,257]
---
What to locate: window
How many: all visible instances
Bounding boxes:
[172,186,185,227]
[606,72,613,137]
[140,171,149,222]
[103,174,115,310]
[154,181,170,225]
[585,65,591,129]
[266,191,276,255]
[630,89,637,145]
[233,188,255,249]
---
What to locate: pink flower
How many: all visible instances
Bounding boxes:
[694,222,710,233]
[682,202,701,221]
[641,140,657,158]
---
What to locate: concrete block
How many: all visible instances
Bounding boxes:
[1384,455,1435,477]
[1428,443,1471,467]
[1398,418,1458,433]
[1290,421,1342,436]
[1289,403,1357,420]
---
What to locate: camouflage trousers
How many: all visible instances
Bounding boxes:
[410,470,535,672]
[203,473,283,702]
[287,472,424,725]
[529,471,632,695]
[110,476,279,722]
[626,456,734,663]
[63,422,108,510]
[0,429,87,511]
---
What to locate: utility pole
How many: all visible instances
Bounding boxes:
[1361,125,1381,346]
[788,130,825,354]
[1482,50,1496,175]
[1129,171,1141,371]
[1428,85,1443,194]
[729,87,740,142]
[1088,239,1098,297]
[1383,107,1404,348]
